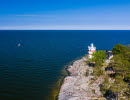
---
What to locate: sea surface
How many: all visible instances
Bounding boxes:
[0,30,130,100]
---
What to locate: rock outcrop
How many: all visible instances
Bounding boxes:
[58,57,106,100]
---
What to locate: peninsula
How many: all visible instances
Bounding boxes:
[58,44,130,100]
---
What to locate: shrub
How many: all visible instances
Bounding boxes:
[85,69,89,76]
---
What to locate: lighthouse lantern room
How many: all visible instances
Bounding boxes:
[88,43,96,58]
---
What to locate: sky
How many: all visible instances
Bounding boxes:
[0,0,130,30]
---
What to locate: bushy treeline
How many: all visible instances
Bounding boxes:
[86,50,107,77]
[101,44,130,99]
[87,44,130,99]
[112,44,130,82]
[91,50,107,77]
[92,50,107,66]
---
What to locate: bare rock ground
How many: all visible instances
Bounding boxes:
[58,57,106,100]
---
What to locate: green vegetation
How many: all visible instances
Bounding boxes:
[100,76,109,94]
[112,44,127,55]
[92,89,95,94]
[93,66,104,77]
[85,69,89,76]
[100,44,130,99]
[91,50,107,77]
[91,50,107,66]
[86,44,130,99]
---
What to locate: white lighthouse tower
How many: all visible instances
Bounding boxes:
[88,43,96,58]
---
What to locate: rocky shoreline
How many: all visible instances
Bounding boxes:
[58,57,105,100]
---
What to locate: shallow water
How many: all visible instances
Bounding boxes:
[0,30,130,100]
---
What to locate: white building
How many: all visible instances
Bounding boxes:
[88,43,96,58]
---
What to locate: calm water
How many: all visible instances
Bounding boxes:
[0,30,130,100]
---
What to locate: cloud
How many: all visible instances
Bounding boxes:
[15,14,56,17]
[16,15,41,17]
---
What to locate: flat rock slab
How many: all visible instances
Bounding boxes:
[58,57,105,100]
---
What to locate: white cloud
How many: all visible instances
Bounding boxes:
[15,14,56,17]
[16,15,41,16]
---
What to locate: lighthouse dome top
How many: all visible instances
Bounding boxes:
[91,43,94,47]
[88,43,96,50]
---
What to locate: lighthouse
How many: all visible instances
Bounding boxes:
[88,43,96,58]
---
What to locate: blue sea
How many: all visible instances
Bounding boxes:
[0,30,130,100]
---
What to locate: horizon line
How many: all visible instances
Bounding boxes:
[0,29,130,31]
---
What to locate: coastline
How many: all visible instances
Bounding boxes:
[58,57,105,100]
[53,56,84,100]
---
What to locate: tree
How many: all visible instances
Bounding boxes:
[111,55,129,77]
[107,44,130,99]
[91,50,107,65]
[97,44,130,99]
[110,76,127,100]
[112,44,127,55]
